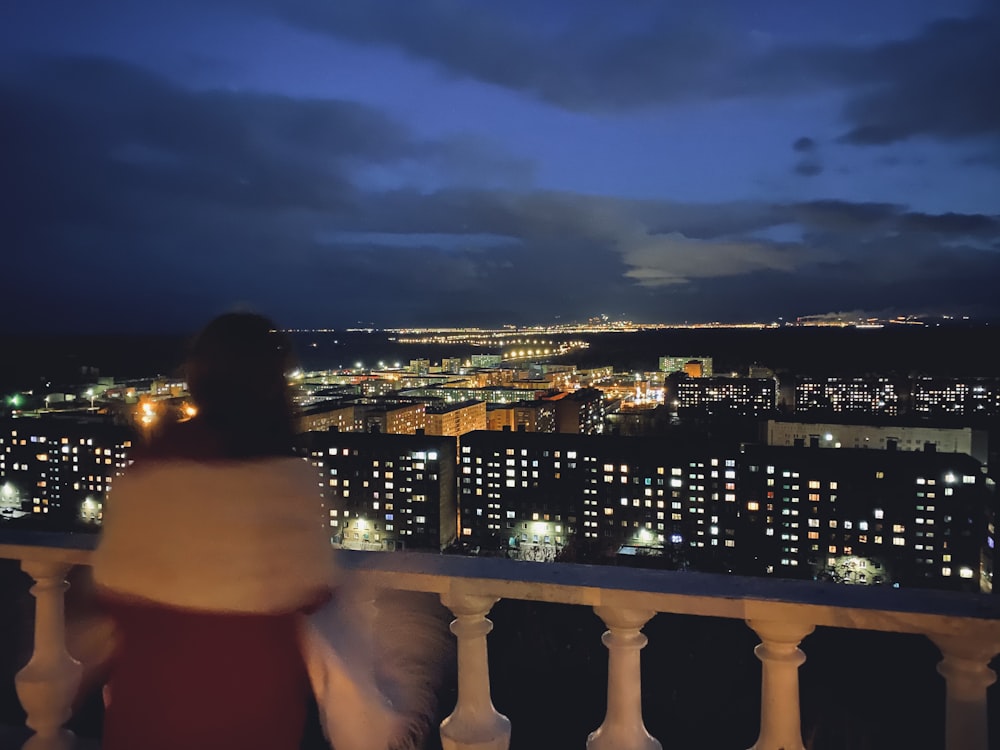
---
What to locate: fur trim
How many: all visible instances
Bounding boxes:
[302,582,451,750]
[92,458,336,613]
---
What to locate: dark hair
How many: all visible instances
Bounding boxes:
[160,312,297,459]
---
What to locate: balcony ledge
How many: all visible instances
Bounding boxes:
[2,530,999,750]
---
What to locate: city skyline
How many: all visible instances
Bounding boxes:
[2,0,999,332]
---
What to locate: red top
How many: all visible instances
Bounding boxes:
[100,595,311,750]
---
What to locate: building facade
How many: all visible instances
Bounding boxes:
[458,431,741,567]
[676,377,776,416]
[300,431,457,551]
[912,378,1000,418]
[793,377,902,416]
[298,402,359,434]
[739,444,994,592]
[766,420,989,464]
[425,400,487,437]
[659,356,714,377]
[0,417,133,529]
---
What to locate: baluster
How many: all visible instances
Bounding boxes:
[440,592,510,750]
[929,632,1000,750]
[14,560,83,750]
[746,619,814,750]
[587,606,660,750]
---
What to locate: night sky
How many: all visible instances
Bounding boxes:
[2,0,999,332]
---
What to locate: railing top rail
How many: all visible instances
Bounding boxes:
[2,532,998,639]
[339,551,1000,632]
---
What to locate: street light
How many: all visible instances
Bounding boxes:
[86,389,95,410]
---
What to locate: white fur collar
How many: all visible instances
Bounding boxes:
[92,457,336,613]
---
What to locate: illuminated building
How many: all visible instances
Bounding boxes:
[425,400,487,437]
[542,388,606,434]
[793,377,901,416]
[513,400,556,433]
[684,361,704,378]
[470,354,502,368]
[766,420,988,464]
[465,368,516,388]
[298,401,360,434]
[659,356,713,377]
[605,405,670,437]
[345,398,427,435]
[739,444,994,593]
[399,384,550,405]
[676,377,776,416]
[458,431,740,566]
[0,417,133,528]
[912,377,1000,417]
[408,358,430,375]
[486,405,515,431]
[576,366,615,387]
[301,431,457,551]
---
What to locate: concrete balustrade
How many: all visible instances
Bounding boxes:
[587,606,659,750]
[15,560,82,750]
[2,536,1000,750]
[929,633,1000,750]
[746,619,814,750]
[440,591,510,750]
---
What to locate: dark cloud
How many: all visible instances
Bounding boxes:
[899,211,1000,236]
[791,136,822,176]
[3,54,1000,331]
[837,12,1000,145]
[793,161,823,177]
[256,0,1000,150]
[792,137,817,153]
[0,56,537,330]
[254,1,816,110]
[787,200,900,232]
[782,200,1000,239]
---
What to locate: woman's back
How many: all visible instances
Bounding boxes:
[101,598,309,750]
[92,314,334,749]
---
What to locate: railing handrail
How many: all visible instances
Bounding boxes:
[2,532,998,637]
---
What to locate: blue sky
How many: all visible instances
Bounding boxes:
[2,0,998,331]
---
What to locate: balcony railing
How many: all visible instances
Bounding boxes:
[2,531,999,750]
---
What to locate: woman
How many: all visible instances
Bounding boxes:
[92,313,335,750]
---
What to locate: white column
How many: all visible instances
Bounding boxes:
[15,560,83,750]
[930,633,1000,750]
[587,606,660,750]
[439,592,510,750]
[746,618,814,750]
